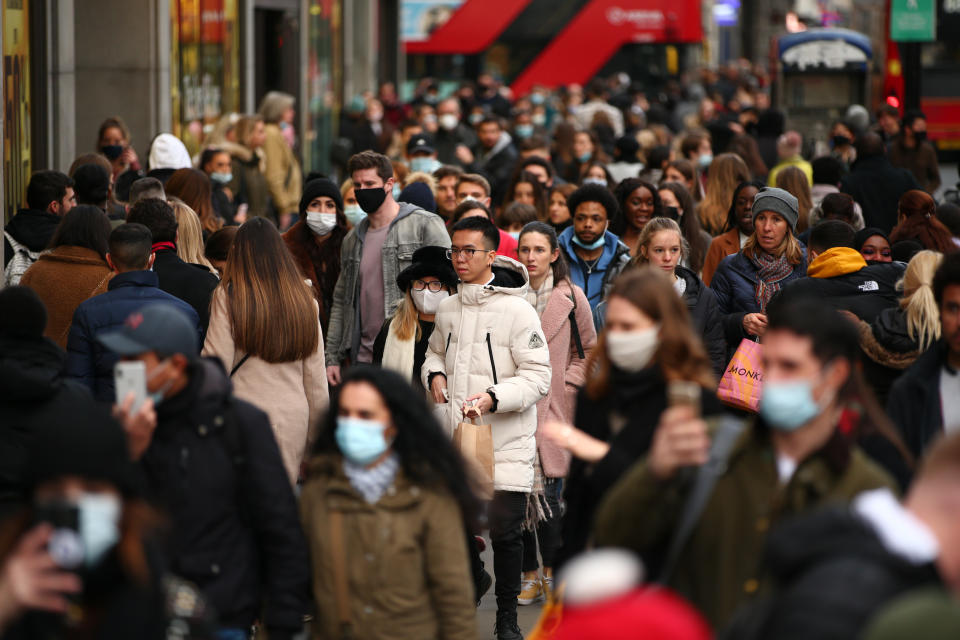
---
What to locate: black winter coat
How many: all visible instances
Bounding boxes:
[722,505,941,640]
[140,358,309,637]
[0,336,112,521]
[677,265,726,375]
[857,306,921,408]
[775,262,904,324]
[557,366,721,569]
[840,156,920,233]
[151,247,219,337]
[2,209,60,268]
[887,342,949,460]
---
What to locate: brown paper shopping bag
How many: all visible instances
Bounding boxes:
[453,417,495,500]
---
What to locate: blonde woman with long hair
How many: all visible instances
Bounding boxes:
[169,197,218,275]
[856,250,943,406]
[372,246,458,394]
[775,165,814,234]
[202,217,328,483]
[696,153,750,235]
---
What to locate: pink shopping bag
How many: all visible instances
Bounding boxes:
[717,338,763,412]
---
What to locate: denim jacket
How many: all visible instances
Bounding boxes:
[325,203,450,366]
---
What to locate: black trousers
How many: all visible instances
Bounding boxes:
[521,479,563,572]
[489,490,528,612]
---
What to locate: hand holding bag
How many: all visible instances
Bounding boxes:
[717,338,764,412]
[453,417,495,500]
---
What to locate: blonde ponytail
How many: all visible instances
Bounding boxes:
[899,250,943,351]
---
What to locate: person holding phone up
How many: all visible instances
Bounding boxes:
[421,215,551,640]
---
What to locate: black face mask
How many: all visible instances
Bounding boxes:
[354,186,388,214]
[832,135,852,148]
[664,206,681,221]
[913,130,927,143]
[100,144,124,160]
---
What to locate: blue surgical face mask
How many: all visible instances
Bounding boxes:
[577,151,592,163]
[507,230,520,241]
[515,124,534,139]
[572,228,607,251]
[410,156,441,174]
[147,359,174,406]
[392,183,402,200]
[759,378,828,431]
[697,153,713,169]
[582,177,607,187]
[344,204,367,226]
[336,416,391,466]
[78,493,122,567]
[210,171,233,185]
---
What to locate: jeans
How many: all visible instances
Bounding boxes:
[489,490,528,613]
[521,479,563,573]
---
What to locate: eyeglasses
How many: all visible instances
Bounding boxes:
[412,279,446,292]
[446,248,489,259]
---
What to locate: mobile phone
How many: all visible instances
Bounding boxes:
[667,380,701,417]
[114,361,147,412]
[34,501,84,570]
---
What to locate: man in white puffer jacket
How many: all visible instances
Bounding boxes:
[422,215,551,640]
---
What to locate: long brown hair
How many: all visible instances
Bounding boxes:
[220,218,319,362]
[165,168,222,235]
[890,190,958,254]
[775,166,813,233]
[585,268,715,400]
[697,153,750,235]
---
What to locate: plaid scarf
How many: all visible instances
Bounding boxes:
[750,250,794,312]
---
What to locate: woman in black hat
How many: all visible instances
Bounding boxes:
[282,178,348,337]
[373,245,459,394]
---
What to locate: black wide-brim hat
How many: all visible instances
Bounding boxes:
[396,245,459,292]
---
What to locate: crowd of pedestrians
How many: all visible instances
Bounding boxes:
[2,66,960,640]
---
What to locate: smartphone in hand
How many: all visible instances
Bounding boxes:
[114,361,147,413]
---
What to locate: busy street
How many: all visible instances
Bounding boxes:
[2,0,960,639]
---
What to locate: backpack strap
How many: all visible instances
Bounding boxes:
[329,510,353,639]
[230,353,252,377]
[567,294,585,360]
[656,415,746,584]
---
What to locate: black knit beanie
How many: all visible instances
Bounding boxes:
[299,178,343,216]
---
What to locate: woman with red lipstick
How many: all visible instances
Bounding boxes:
[710,187,807,356]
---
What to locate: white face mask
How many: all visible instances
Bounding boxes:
[411,288,449,315]
[439,113,459,131]
[306,212,337,236]
[606,327,659,372]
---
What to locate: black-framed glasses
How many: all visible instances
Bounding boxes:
[446,248,488,259]
[412,279,446,292]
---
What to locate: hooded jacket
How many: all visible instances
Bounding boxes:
[677,265,726,375]
[775,249,904,324]
[326,202,450,366]
[0,336,111,521]
[722,489,942,640]
[421,256,552,493]
[856,307,921,407]
[19,246,113,348]
[3,208,61,279]
[140,358,309,637]
[66,270,201,402]
[558,226,632,331]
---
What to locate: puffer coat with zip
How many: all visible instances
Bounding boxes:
[421,256,552,493]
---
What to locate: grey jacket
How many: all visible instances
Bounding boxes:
[326,203,450,366]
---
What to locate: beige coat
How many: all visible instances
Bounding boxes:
[300,455,476,640]
[262,123,302,216]
[202,288,328,483]
[422,256,552,493]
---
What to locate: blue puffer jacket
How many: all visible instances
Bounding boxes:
[559,226,631,331]
[66,270,201,402]
[711,250,807,350]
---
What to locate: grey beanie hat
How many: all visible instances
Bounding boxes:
[752,187,799,231]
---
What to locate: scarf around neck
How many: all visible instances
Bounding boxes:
[750,250,794,311]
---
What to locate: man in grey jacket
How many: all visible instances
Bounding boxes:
[325,151,450,385]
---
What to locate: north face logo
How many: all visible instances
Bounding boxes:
[859,281,879,292]
[529,332,545,349]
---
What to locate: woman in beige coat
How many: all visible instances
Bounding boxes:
[202,217,328,483]
[258,91,302,229]
[301,366,478,640]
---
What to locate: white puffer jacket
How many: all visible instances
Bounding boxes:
[422,256,552,493]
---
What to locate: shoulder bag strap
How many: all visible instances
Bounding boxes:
[329,509,353,639]
[230,353,252,378]
[567,295,584,360]
[656,415,745,585]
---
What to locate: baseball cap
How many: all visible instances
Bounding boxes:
[97,303,199,358]
[406,133,436,156]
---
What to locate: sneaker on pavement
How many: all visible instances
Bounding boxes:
[542,574,554,602]
[518,577,543,605]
